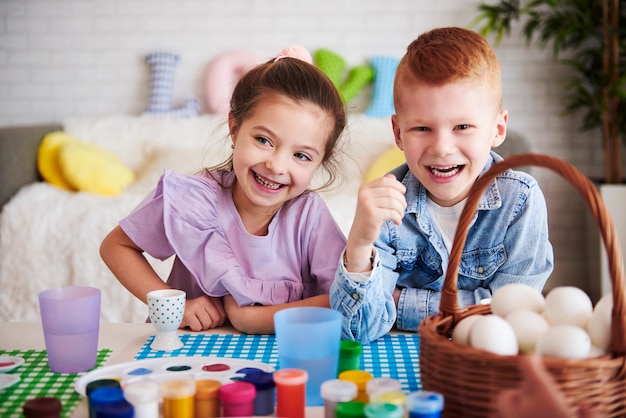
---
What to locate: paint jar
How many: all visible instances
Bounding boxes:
[89,387,126,418]
[218,381,256,417]
[85,379,121,418]
[366,377,402,400]
[273,368,308,418]
[320,379,358,418]
[160,378,196,418]
[406,391,444,418]
[22,397,63,418]
[194,379,221,417]
[335,401,366,418]
[94,399,134,418]
[363,402,404,418]
[123,380,160,418]
[338,370,373,403]
[369,391,406,412]
[338,340,362,375]
[240,371,275,415]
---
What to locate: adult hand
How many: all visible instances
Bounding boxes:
[495,354,599,418]
[180,295,227,331]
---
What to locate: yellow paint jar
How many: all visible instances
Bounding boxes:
[160,378,196,418]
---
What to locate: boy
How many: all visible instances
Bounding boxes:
[330,27,554,342]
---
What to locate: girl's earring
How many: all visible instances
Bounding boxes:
[231,144,235,149]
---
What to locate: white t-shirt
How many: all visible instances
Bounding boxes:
[426,197,467,254]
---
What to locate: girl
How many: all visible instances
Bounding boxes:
[100,46,347,334]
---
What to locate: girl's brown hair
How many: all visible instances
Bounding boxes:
[210,56,347,191]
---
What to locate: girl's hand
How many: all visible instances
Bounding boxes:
[180,295,226,331]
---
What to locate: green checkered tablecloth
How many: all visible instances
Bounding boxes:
[0,349,111,418]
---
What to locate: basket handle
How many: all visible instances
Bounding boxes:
[440,153,626,355]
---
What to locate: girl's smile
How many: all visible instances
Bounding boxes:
[230,92,333,232]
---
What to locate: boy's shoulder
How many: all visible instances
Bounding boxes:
[489,151,538,189]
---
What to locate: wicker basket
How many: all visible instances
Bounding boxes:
[418,153,626,418]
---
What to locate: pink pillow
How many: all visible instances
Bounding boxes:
[205,50,263,115]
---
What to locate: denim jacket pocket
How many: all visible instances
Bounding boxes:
[395,248,417,271]
[458,244,507,281]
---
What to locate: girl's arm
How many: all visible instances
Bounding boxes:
[223,294,330,334]
[100,226,227,330]
[100,225,169,302]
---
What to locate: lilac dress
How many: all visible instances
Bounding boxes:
[120,170,346,306]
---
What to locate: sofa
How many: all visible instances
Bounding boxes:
[0,114,531,323]
[0,114,401,323]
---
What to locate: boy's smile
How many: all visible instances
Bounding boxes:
[392,79,507,207]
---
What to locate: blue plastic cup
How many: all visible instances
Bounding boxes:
[274,307,343,406]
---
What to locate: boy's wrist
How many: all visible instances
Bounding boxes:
[343,252,374,268]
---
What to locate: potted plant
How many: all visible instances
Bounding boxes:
[472,0,625,299]
[472,0,624,183]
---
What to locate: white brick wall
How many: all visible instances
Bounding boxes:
[1,0,623,299]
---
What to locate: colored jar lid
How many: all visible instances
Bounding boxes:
[273,368,309,386]
[89,387,126,408]
[320,379,358,402]
[160,378,196,399]
[406,391,444,414]
[86,379,121,396]
[366,377,402,395]
[22,397,62,417]
[340,340,363,356]
[241,370,276,391]
[336,401,367,418]
[194,379,222,399]
[338,370,373,389]
[364,402,404,418]
[123,380,160,403]
[218,381,256,402]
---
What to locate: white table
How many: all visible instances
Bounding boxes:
[0,322,324,417]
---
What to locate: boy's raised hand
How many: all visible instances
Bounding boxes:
[345,174,406,271]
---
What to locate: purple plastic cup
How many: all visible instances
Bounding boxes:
[38,286,101,373]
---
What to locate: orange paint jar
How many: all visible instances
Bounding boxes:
[273,368,308,418]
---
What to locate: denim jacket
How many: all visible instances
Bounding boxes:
[330,151,554,342]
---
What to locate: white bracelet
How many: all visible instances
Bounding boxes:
[343,253,374,268]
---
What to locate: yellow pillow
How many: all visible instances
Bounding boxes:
[364,147,406,182]
[57,140,135,196]
[37,131,78,191]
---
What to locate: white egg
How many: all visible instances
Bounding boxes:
[452,315,482,346]
[469,314,518,355]
[544,286,593,328]
[588,345,606,358]
[594,293,614,313]
[490,283,545,318]
[535,325,591,359]
[587,293,613,350]
[505,310,550,353]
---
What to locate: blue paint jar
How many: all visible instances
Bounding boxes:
[241,370,276,415]
[89,387,132,418]
[406,391,444,418]
[94,400,134,418]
